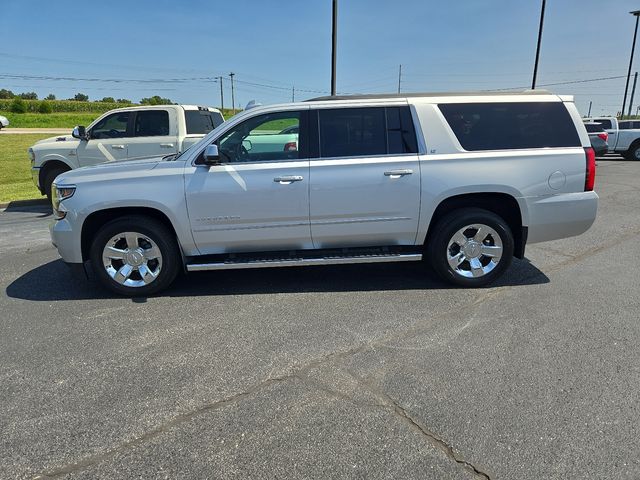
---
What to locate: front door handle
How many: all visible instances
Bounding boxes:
[111,144,125,150]
[160,143,175,148]
[384,169,413,178]
[274,175,303,184]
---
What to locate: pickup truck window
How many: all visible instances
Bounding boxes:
[134,110,170,137]
[439,102,581,151]
[91,112,130,139]
[216,111,302,163]
[185,110,222,134]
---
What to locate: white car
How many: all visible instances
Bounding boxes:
[49,90,598,296]
[0,115,9,129]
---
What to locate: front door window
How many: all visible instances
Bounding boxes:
[216,111,302,163]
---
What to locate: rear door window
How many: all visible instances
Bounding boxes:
[386,106,418,154]
[317,106,417,158]
[185,110,223,134]
[133,110,170,137]
[438,102,581,151]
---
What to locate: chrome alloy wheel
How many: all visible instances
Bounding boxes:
[102,232,162,287]
[446,223,503,278]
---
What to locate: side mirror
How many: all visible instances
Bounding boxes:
[203,144,221,165]
[72,126,87,140]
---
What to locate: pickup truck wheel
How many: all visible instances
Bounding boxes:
[89,216,180,296]
[44,167,68,203]
[626,145,640,161]
[427,208,514,287]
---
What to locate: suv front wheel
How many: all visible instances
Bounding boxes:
[427,208,514,287]
[89,216,180,296]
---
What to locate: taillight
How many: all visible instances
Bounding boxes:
[284,142,297,152]
[584,147,596,191]
[597,132,608,142]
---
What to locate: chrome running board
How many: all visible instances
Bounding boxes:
[186,253,422,272]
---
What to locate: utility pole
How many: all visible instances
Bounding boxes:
[331,0,338,96]
[397,64,402,94]
[292,86,295,102]
[622,11,640,118]
[587,101,592,117]
[628,71,638,117]
[229,72,235,113]
[531,0,546,89]
[218,76,224,111]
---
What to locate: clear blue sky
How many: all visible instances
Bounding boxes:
[1,0,639,116]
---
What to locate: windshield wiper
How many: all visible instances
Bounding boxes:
[162,153,178,161]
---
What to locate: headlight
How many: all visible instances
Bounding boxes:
[28,148,35,163]
[52,184,76,219]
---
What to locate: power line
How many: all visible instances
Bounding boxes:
[487,75,627,91]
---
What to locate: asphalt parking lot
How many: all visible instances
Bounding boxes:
[1,156,639,479]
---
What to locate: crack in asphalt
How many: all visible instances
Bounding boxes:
[32,344,373,479]
[32,283,513,478]
[335,370,491,480]
[32,218,640,479]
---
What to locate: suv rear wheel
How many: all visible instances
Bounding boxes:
[89,216,180,296]
[427,208,514,287]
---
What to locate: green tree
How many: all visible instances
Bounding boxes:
[116,98,131,104]
[19,92,38,100]
[0,88,15,99]
[140,95,173,105]
[100,96,116,103]
[73,93,89,101]
[10,98,27,113]
[38,101,53,114]
[45,93,56,100]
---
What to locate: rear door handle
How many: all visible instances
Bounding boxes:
[274,175,303,184]
[160,143,174,148]
[111,145,125,150]
[384,169,413,178]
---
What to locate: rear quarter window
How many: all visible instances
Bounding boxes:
[438,102,581,151]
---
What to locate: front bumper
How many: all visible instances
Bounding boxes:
[49,217,83,263]
[31,166,41,191]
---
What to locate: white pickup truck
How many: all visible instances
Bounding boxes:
[583,116,640,159]
[29,104,224,199]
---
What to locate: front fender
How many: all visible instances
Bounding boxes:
[39,154,77,170]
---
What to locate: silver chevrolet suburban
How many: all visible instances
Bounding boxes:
[50,90,598,296]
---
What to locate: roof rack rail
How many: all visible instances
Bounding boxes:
[306,89,552,102]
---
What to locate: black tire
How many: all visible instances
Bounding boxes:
[426,208,514,287]
[89,215,180,296]
[624,144,640,161]
[43,167,68,202]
